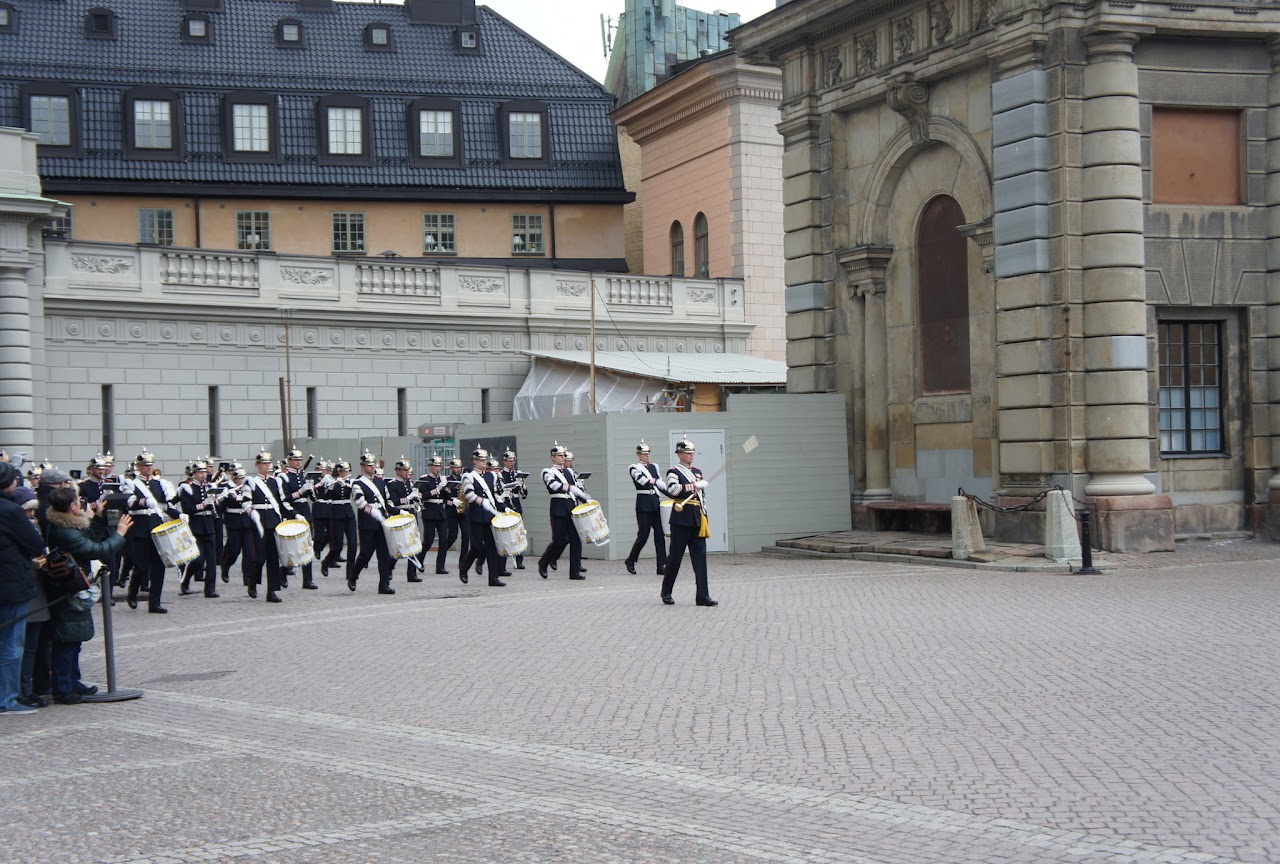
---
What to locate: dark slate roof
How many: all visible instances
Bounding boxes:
[0,0,627,199]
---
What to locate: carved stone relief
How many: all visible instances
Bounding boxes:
[887,77,932,145]
[824,46,843,87]
[931,2,952,45]
[280,267,332,285]
[459,276,504,294]
[894,18,915,60]
[856,32,879,76]
[71,255,133,274]
[556,281,588,297]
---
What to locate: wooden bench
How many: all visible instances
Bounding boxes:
[855,501,952,534]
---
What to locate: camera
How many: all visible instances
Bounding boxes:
[70,469,82,480]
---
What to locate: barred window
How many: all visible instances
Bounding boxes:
[332,212,365,254]
[236,211,271,250]
[138,209,175,246]
[29,95,71,146]
[511,214,543,254]
[423,213,456,254]
[1158,321,1223,454]
[419,110,454,158]
[134,100,173,149]
[232,103,270,152]
[327,107,363,155]
[508,112,542,159]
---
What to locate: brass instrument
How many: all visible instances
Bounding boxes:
[446,477,466,513]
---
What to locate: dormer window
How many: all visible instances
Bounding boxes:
[182,13,212,43]
[455,27,480,51]
[0,3,17,34]
[364,23,393,52]
[22,84,80,153]
[276,18,305,48]
[123,87,184,161]
[317,94,372,166]
[407,97,462,168]
[498,100,550,168]
[85,7,118,40]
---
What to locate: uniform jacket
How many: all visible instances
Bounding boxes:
[246,474,293,527]
[464,470,506,524]
[216,482,252,531]
[326,476,356,520]
[541,465,585,518]
[628,462,663,513]
[498,468,526,514]
[351,474,389,531]
[665,464,705,528]
[125,475,180,536]
[280,469,314,520]
[385,476,418,515]
[179,480,218,536]
[415,472,449,520]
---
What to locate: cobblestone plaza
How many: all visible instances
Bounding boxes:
[5,546,1279,864]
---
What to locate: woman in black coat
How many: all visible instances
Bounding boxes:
[0,462,46,715]
[43,486,131,704]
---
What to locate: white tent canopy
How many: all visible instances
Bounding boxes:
[512,351,787,420]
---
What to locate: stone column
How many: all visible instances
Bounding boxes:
[1267,37,1280,534]
[0,254,34,452]
[1079,28,1156,498]
[839,245,893,500]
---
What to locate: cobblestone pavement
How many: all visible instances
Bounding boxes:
[4,545,1279,864]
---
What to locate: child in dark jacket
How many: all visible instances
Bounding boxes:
[43,487,132,704]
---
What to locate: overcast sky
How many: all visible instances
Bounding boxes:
[354,1,781,83]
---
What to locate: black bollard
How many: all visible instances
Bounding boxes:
[1076,509,1100,575]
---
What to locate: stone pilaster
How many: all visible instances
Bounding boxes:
[839,245,893,500]
[1079,28,1156,498]
[0,248,34,454]
[1267,37,1280,537]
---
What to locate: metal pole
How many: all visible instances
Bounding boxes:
[281,308,294,447]
[83,570,143,703]
[279,377,288,448]
[1076,509,1100,574]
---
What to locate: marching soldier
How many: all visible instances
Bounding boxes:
[178,460,220,598]
[416,455,451,575]
[245,449,293,603]
[444,457,468,565]
[79,453,122,586]
[565,452,588,576]
[624,440,667,576]
[311,459,333,563]
[386,456,424,582]
[321,460,357,578]
[458,448,508,587]
[660,437,717,607]
[280,448,318,590]
[349,450,395,595]
[537,443,588,580]
[498,450,528,571]
[216,466,253,588]
[124,449,180,612]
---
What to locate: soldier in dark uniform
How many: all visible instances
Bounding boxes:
[321,461,356,577]
[311,458,332,565]
[385,457,424,582]
[79,453,121,587]
[537,443,589,581]
[458,448,508,587]
[124,449,180,613]
[349,450,395,595]
[624,440,668,575]
[660,437,717,607]
[498,449,528,571]
[416,455,450,575]
[245,449,293,604]
[178,460,220,598]
[280,448,318,590]
[444,457,468,565]
[216,467,252,588]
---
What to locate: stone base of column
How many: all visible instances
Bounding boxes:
[1090,494,1174,552]
[1268,488,1280,542]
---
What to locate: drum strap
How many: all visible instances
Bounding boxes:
[670,465,705,510]
[355,477,388,511]
[130,477,168,516]
[248,476,283,519]
[466,471,500,511]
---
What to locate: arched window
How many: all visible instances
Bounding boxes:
[670,221,685,276]
[693,212,709,278]
[916,195,971,394]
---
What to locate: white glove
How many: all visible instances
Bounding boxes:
[695,480,708,489]
[483,500,498,516]
[371,507,386,524]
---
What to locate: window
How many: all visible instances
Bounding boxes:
[85,7,117,39]
[208,386,220,456]
[138,209,175,246]
[480,388,490,423]
[0,3,16,33]
[693,212,709,278]
[397,388,408,437]
[419,110,453,157]
[423,213,456,254]
[182,13,212,43]
[236,211,271,250]
[101,385,114,455]
[332,212,365,254]
[1159,321,1223,454]
[306,387,317,438]
[29,95,71,146]
[328,107,362,155]
[457,28,479,50]
[670,221,685,276]
[364,22,393,51]
[134,99,173,149]
[511,214,543,255]
[232,103,270,152]
[45,213,72,238]
[509,112,543,159]
[916,195,971,394]
[1152,108,1241,205]
[498,100,550,167]
[275,18,305,48]
[318,95,370,164]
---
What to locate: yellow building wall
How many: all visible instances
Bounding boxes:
[60,195,625,260]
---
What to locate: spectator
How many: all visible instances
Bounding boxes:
[0,461,47,716]
[43,487,131,705]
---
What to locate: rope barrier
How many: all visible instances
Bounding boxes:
[956,485,1101,553]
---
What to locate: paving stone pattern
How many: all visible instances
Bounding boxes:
[4,547,1279,864]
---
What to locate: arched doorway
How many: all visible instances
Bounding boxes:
[916,194,971,395]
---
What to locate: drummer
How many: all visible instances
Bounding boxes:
[178,460,220,599]
[349,450,395,595]
[459,448,508,587]
[386,457,424,583]
[124,448,181,613]
[281,448,318,590]
[498,450,528,571]
[536,443,589,581]
[245,448,294,604]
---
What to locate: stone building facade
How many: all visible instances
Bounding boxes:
[732,0,1280,549]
